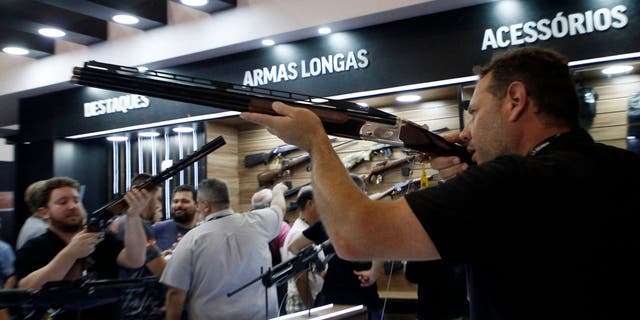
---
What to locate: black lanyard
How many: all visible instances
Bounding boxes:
[204,212,232,223]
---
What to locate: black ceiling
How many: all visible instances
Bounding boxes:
[0,0,236,59]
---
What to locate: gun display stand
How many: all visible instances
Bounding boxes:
[0,277,157,320]
[271,304,367,320]
[228,240,348,320]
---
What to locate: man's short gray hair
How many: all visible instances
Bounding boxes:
[251,189,273,209]
[197,178,230,208]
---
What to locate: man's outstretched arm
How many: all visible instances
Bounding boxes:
[241,102,440,261]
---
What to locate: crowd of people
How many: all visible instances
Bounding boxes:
[2,46,638,320]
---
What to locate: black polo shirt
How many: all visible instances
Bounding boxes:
[303,221,381,308]
[405,129,640,319]
[15,229,123,319]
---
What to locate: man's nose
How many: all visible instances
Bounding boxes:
[459,128,470,142]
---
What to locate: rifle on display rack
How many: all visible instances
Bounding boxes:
[70,61,472,163]
[256,139,354,187]
[244,138,337,168]
[244,143,299,168]
[86,136,226,232]
[368,174,437,201]
[340,143,393,170]
[284,182,311,198]
[363,153,424,184]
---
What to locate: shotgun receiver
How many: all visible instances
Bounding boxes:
[86,135,226,232]
[70,61,471,163]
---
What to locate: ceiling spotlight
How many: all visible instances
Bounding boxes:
[261,39,275,46]
[106,136,128,142]
[602,65,633,75]
[112,14,140,25]
[172,126,194,133]
[139,131,160,137]
[318,27,332,35]
[396,94,422,103]
[2,47,29,55]
[38,28,66,38]
[181,0,208,6]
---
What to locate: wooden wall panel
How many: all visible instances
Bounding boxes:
[223,97,461,212]
[582,74,640,145]
[205,122,240,210]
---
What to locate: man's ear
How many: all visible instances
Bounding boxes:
[506,81,528,122]
[36,207,49,220]
[202,201,211,214]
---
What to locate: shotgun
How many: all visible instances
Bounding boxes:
[86,135,226,232]
[244,143,299,168]
[257,139,353,187]
[363,154,423,184]
[244,138,338,168]
[70,61,472,163]
[368,173,438,200]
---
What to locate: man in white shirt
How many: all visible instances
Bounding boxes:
[281,186,324,313]
[161,178,288,320]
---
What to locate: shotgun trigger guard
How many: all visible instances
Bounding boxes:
[359,119,403,146]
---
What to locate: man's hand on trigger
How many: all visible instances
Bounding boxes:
[66,229,104,259]
[431,156,468,180]
[430,133,469,180]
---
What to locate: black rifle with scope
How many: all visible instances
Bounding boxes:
[227,240,333,297]
[70,61,471,163]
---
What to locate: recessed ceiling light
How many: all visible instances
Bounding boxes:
[318,27,332,35]
[38,27,66,38]
[139,131,160,137]
[172,127,193,133]
[261,39,275,46]
[602,65,633,75]
[137,66,148,72]
[2,47,29,55]
[181,0,208,6]
[106,136,128,142]
[112,14,140,25]
[396,94,421,103]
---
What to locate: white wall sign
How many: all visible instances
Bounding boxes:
[242,48,370,86]
[84,94,150,118]
[481,4,629,51]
